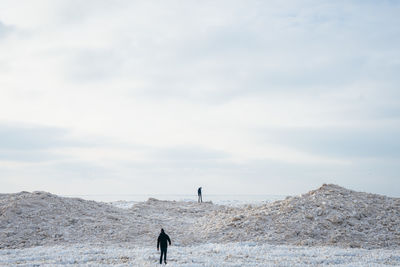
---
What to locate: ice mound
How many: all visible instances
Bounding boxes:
[193,184,400,249]
[0,191,140,248]
[0,192,222,249]
[0,185,399,249]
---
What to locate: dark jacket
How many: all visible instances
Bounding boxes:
[157,231,171,250]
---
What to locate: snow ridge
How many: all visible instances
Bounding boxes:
[0,185,399,249]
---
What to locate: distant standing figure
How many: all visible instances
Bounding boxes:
[198,187,202,203]
[157,228,171,265]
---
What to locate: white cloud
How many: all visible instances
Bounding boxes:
[0,0,399,196]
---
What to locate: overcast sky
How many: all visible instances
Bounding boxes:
[0,1,399,197]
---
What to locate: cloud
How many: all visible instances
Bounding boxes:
[65,48,124,83]
[0,20,15,40]
[47,160,116,180]
[0,150,63,162]
[0,122,99,163]
[262,126,400,159]
[0,123,83,150]
[152,145,229,162]
[0,1,399,196]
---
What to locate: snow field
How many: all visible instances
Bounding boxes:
[0,243,399,267]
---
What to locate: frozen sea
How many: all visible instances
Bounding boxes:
[64,194,287,208]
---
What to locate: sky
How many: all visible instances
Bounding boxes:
[0,0,399,197]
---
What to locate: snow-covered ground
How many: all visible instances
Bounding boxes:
[1,243,400,266]
[1,184,399,266]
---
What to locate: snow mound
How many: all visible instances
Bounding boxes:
[0,192,222,249]
[193,184,400,249]
[0,191,140,249]
[0,185,399,249]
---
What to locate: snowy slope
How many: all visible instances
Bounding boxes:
[193,184,400,249]
[0,191,139,248]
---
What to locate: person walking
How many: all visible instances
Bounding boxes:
[157,228,171,265]
[198,187,202,203]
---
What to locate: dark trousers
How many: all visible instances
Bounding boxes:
[198,194,202,203]
[160,248,167,264]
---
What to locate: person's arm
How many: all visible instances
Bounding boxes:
[167,235,171,245]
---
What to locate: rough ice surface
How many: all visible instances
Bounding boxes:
[1,243,399,266]
[0,184,399,265]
